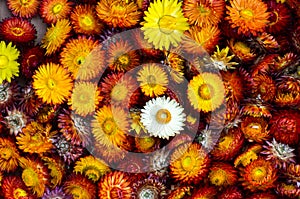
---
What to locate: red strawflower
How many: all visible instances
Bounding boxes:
[0,17,36,43]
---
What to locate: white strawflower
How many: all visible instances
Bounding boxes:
[140,96,186,140]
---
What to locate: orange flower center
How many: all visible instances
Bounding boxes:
[156,109,172,124]
[71,187,89,199]
[102,118,117,135]
[181,156,195,171]
[10,27,25,37]
[47,78,56,89]
[1,147,13,160]
[251,167,267,181]
[198,84,213,100]
[0,55,9,68]
[240,9,254,20]
[13,188,28,199]
[52,3,63,14]
[159,15,177,34]
[111,84,128,102]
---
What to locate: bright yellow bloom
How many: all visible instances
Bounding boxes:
[187,72,225,112]
[92,105,129,148]
[137,63,168,97]
[74,156,110,182]
[70,82,101,116]
[141,0,189,50]
[0,41,20,84]
[33,62,73,105]
[41,19,72,55]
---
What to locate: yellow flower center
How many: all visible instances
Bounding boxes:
[11,27,25,36]
[102,118,117,135]
[75,56,86,66]
[13,188,28,199]
[0,55,9,68]
[158,15,177,34]
[22,168,39,187]
[219,135,233,149]
[240,9,254,20]
[198,5,210,15]
[198,84,213,100]
[181,156,195,171]
[52,3,63,14]
[1,147,13,160]
[251,167,267,181]
[269,11,279,26]
[117,54,130,66]
[112,4,126,14]
[210,169,227,186]
[85,168,100,181]
[80,15,93,27]
[20,0,31,6]
[71,187,89,199]
[234,41,251,54]
[111,84,128,102]
[47,78,56,89]
[156,109,172,124]
[138,137,156,150]
[146,75,157,87]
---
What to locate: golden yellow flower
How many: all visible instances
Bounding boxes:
[16,121,56,154]
[41,156,65,188]
[137,63,168,97]
[226,0,270,36]
[234,145,262,167]
[92,105,129,148]
[96,0,141,28]
[60,36,104,80]
[19,158,49,197]
[33,62,73,105]
[141,0,189,50]
[0,137,20,172]
[41,19,72,55]
[228,39,256,62]
[74,155,110,182]
[170,143,211,184]
[0,41,20,84]
[187,72,225,112]
[70,82,101,116]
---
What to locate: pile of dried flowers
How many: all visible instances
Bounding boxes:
[0,0,299,198]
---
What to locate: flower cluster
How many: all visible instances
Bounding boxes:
[0,0,299,198]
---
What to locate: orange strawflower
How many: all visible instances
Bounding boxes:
[226,0,270,36]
